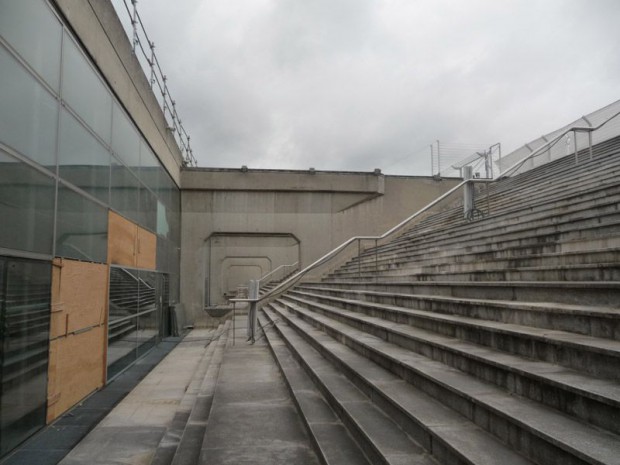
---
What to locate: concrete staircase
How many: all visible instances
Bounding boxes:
[259,142,620,465]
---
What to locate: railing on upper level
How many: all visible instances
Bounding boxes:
[115,0,197,167]
[258,262,299,291]
[233,102,620,341]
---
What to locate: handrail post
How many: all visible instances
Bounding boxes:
[247,280,259,344]
[357,239,361,278]
[574,129,579,165]
[589,130,593,160]
[374,239,378,275]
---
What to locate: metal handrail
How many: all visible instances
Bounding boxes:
[233,106,620,309]
[258,262,299,287]
[231,179,469,306]
[498,110,620,179]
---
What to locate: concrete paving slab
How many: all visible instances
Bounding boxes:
[199,316,320,465]
[57,330,213,465]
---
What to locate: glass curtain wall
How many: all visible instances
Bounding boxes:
[107,267,166,379]
[0,0,181,456]
[0,258,51,457]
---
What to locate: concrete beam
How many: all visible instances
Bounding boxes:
[181,168,385,194]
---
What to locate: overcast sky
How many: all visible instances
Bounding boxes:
[113,0,619,175]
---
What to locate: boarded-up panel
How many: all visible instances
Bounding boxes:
[108,211,137,267]
[46,326,105,422]
[50,259,108,338]
[136,226,156,270]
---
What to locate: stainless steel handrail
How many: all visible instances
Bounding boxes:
[258,261,299,287]
[233,107,620,309]
[498,109,620,179]
[231,179,469,306]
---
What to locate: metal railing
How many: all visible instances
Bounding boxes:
[233,102,620,341]
[116,0,197,167]
[498,99,620,176]
[257,262,299,290]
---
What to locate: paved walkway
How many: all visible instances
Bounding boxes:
[199,315,320,465]
[45,315,319,465]
[58,330,215,465]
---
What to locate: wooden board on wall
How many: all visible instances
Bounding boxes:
[108,211,137,267]
[50,259,108,339]
[136,226,156,270]
[46,326,105,422]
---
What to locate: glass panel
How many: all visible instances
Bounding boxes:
[0,151,55,254]
[139,186,157,232]
[0,258,51,457]
[0,45,58,168]
[156,201,170,238]
[139,142,160,193]
[136,270,158,357]
[61,34,112,144]
[0,0,62,91]
[55,185,108,263]
[112,104,139,171]
[111,156,140,223]
[58,109,110,204]
[107,267,139,379]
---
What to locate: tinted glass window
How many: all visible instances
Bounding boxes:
[112,104,139,171]
[0,258,51,456]
[0,45,58,168]
[0,151,55,254]
[62,35,112,144]
[0,0,62,91]
[111,157,140,223]
[55,184,108,263]
[58,109,110,204]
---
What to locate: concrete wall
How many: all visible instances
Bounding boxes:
[52,0,183,184]
[180,168,461,320]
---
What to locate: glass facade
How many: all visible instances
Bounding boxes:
[0,258,51,457]
[0,0,182,456]
[107,268,166,379]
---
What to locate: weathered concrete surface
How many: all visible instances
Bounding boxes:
[199,316,320,465]
[181,171,461,318]
[58,330,214,465]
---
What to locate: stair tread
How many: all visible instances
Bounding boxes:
[267,305,534,465]
[289,292,620,356]
[289,291,620,406]
[258,313,372,465]
[277,300,620,464]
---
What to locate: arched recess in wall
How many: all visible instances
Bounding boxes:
[204,233,300,306]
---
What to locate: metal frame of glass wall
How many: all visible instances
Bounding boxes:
[0,0,181,456]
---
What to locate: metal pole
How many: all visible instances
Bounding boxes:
[149,41,155,88]
[232,301,236,346]
[131,0,138,53]
[357,239,361,278]
[430,144,434,176]
[589,131,593,160]
[374,239,378,274]
[574,129,578,165]
[437,140,441,176]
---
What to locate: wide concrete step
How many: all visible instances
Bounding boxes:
[295,286,620,340]
[287,289,620,434]
[263,305,532,465]
[271,299,620,465]
[357,188,620,265]
[313,279,620,308]
[286,290,620,380]
[334,262,620,283]
[258,314,373,464]
[150,325,224,465]
[346,238,620,276]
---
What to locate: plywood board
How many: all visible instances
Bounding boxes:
[136,226,156,270]
[50,259,108,337]
[46,326,106,422]
[108,211,137,266]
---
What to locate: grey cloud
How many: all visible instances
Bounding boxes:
[127,0,620,175]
